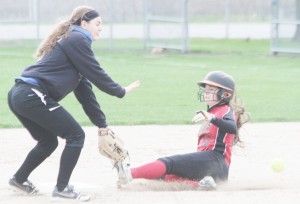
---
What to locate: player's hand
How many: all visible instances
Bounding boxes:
[192,110,214,123]
[124,80,141,93]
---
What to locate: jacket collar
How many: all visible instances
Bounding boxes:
[71,26,92,44]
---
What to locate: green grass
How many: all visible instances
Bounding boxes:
[0,39,299,128]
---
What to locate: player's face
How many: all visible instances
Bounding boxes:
[82,16,102,41]
[203,85,219,106]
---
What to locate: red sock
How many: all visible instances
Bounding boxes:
[131,160,167,179]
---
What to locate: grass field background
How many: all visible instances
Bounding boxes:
[0,39,299,128]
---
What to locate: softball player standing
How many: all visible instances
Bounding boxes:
[116,71,249,190]
[7,5,140,201]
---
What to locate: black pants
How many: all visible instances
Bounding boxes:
[8,81,85,191]
[159,150,229,183]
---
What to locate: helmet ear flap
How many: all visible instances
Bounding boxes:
[223,92,232,99]
[217,89,233,101]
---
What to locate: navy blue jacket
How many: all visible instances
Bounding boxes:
[21,28,125,127]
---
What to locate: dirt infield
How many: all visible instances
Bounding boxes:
[1,123,299,204]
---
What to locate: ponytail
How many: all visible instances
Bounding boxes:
[230,94,250,147]
[35,5,95,58]
[35,19,72,58]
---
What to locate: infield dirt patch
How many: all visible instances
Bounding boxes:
[1,123,299,204]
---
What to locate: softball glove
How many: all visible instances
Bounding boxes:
[98,128,129,162]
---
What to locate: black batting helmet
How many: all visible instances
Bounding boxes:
[198,71,235,93]
[198,71,235,103]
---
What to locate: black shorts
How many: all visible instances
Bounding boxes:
[158,150,229,182]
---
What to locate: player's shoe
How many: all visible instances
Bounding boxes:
[52,185,90,202]
[198,176,217,191]
[115,161,132,186]
[9,176,39,194]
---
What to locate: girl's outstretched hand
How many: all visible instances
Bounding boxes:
[124,80,141,93]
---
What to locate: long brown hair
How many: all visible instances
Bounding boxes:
[230,93,250,147]
[35,5,94,58]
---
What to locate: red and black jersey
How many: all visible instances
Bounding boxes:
[197,105,237,166]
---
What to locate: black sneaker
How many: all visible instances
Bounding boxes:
[9,176,38,194]
[52,185,90,202]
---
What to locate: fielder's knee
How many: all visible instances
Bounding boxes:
[65,129,85,148]
[34,137,58,158]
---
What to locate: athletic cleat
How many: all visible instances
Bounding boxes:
[114,162,132,186]
[52,185,90,202]
[198,176,217,191]
[9,176,39,194]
